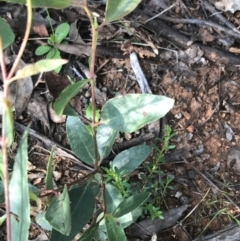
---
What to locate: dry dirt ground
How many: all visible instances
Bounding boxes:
[2,0,240,240]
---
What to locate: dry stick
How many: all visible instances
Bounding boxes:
[200,0,240,34]
[7,0,32,80]
[144,4,175,24]
[137,9,240,41]
[182,157,240,212]
[157,15,240,41]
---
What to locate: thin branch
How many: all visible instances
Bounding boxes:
[7,0,32,80]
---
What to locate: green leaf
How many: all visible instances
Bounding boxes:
[105,183,123,213]
[118,206,142,228]
[3,98,14,146]
[66,116,95,166]
[113,192,150,218]
[50,183,95,241]
[46,147,54,190]
[105,215,126,241]
[85,103,100,121]
[35,45,52,55]
[36,212,52,231]
[0,0,72,9]
[46,48,57,59]
[0,151,3,181]
[55,23,70,43]
[46,185,71,235]
[112,145,151,176]
[101,94,174,133]
[0,17,15,49]
[0,181,4,204]
[78,223,99,241]
[105,0,141,23]
[96,125,118,160]
[0,214,6,226]
[10,59,68,81]
[9,129,30,241]
[53,79,89,116]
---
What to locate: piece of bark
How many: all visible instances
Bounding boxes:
[128,205,189,237]
[193,223,240,241]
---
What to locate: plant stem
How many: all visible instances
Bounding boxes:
[83,1,99,168]
[7,0,32,80]
[0,39,11,241]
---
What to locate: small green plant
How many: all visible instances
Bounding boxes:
[0,0,175,240]
[35,22,70,73]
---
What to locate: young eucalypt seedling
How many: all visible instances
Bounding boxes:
[0,0,175,240]
[35,22,70,73]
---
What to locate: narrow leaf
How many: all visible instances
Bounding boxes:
[45,147,54,190]
[105,0,141,23]
[78,223,99,241]
[66,116,95,165]
[50,183,95,241]
[10,59,68,81]
[53,79,89,116]
[112,145,151,176]
[105,215,126,241]
[3,98,14,146]
[96,125,118,160]
[101,94,174,133]
[114,192,150,218]
[46,185,71,235]
[0,17,15,49]
[9,129,30,241]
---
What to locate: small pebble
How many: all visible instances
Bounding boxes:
[101,87,107,92]
[187,169,195,179]
[85,91,91,98]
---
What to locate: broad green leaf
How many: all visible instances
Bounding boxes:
[46,185,71,235]
[66,116,95,165]
[46,147,54,190]
[53,79,89,116]
[105,0,141,23]
[0,0,72,9]
[35,45,51,55]
[105,215,126,241]
[36,212,52,231]
[114,192,150,218]
[50,183,95,241]
[96,125,118,160]
[105,183,123,213]
[118,206,142,228]
[3,98,14,146]
[78,223,99,241]
[101,94,174,133]
[9,130,30,241]
[55,23,70,43]
[10,59,68,81]
[112,145,151,176]
[0,17,15,49]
